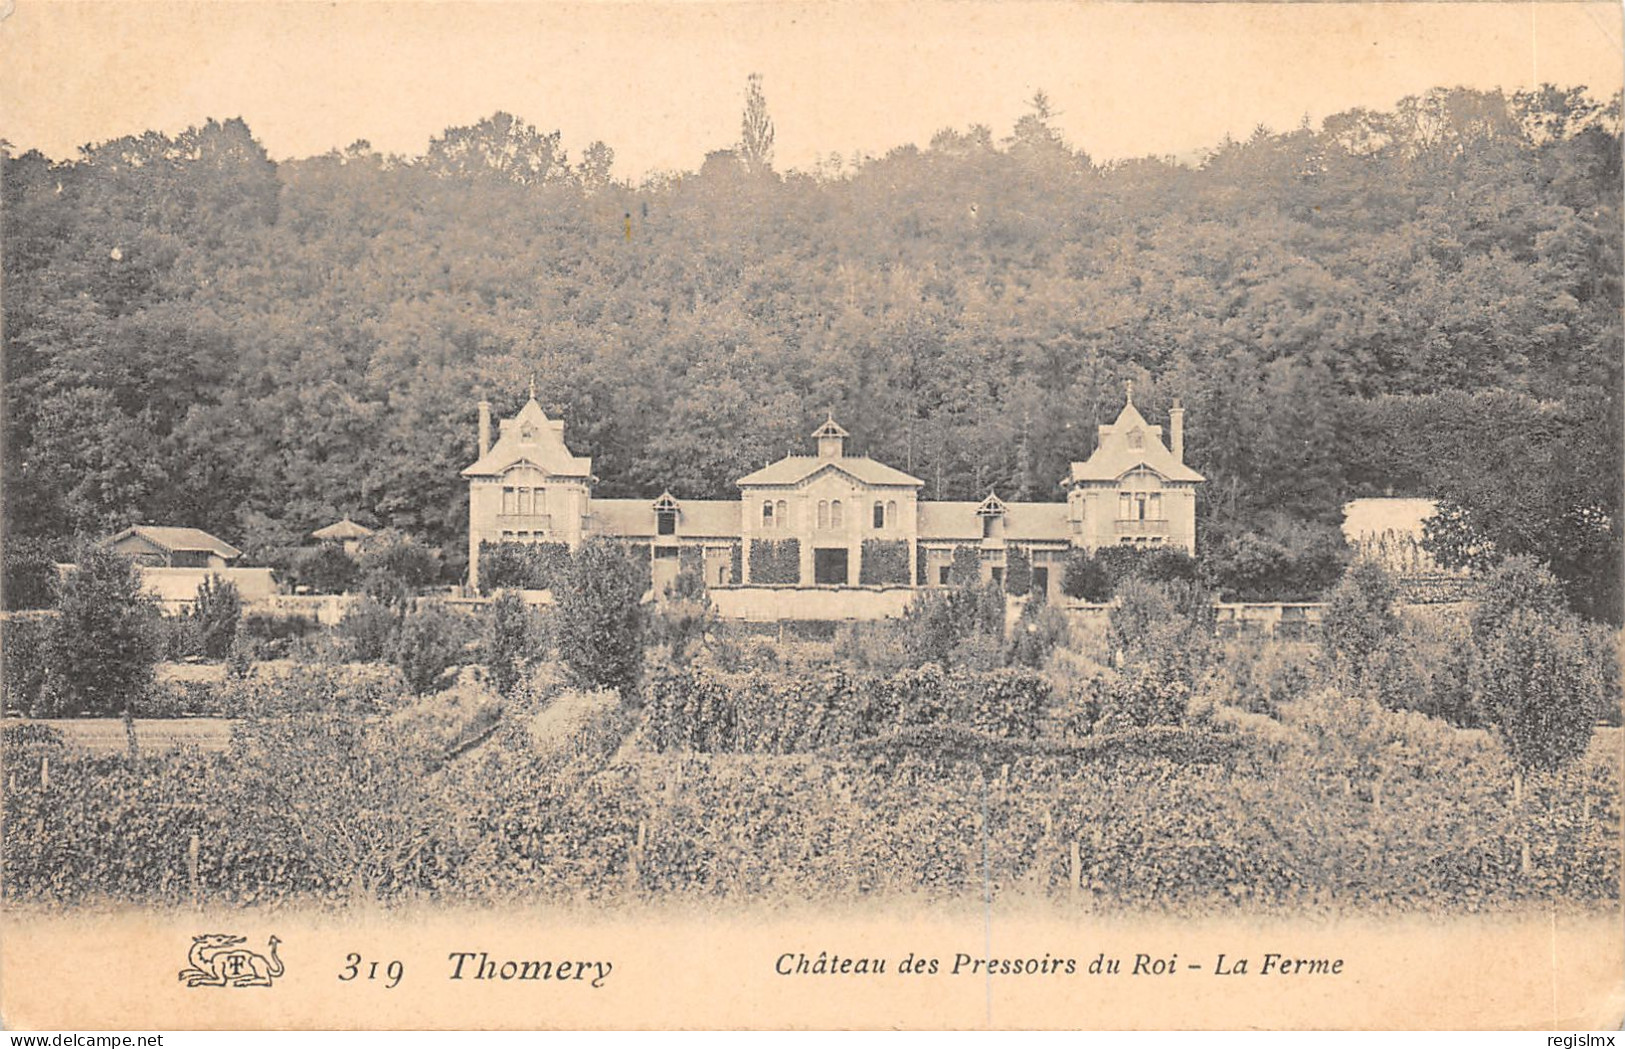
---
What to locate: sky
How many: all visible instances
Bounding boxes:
[2,1,1622,179]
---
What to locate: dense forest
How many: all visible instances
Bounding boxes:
[4,84,1621,618]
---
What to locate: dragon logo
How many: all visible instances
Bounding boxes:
[178,934,285,988]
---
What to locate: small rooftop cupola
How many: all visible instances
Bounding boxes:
[976,491,1008,540]
[813,413,849,460]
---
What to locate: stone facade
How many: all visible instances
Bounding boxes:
[464,390,1203,596]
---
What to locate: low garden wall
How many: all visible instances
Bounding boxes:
[711,586,916,622]
[138,567,278,611]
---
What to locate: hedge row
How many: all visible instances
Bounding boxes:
[137,664,409,718]
[478,541,572,592]
[642,663,1052,753]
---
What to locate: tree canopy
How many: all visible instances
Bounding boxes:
[5,85,1620,616]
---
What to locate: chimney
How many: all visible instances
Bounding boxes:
[478,400,492,457]
[1169,398,1185,464]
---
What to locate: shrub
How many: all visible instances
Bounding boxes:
[1319,560,1399,681]
[747,538,801,585]
[478,540,571,592]
[337,598,398,662]
[192,575,242,660]
[1005,598,1069,669]
[832,622,911,675]
[1061,549,1111,601]
[858,540,910,586]
[620,541,654,596]
[157,613,204,662]
[485,590,543,697]
[1475,606,1608,779]
[2,613,54,715]
[1103,579,1216,728]
[218,662,408,717]
[1201,518,1349,602]
[1214,640,1316,717]
[238,612,320,660]
[651,566,716,666]
[1470,555,1566,642]
[359,531,442,608]
[393,604,474,695]
[45,547,161,717]
[3,536,61,610]
[556,539,647,697]
[1004,545,1032,596]
[900,580,1004,668]
[295,543,360,594]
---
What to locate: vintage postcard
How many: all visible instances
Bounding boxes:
[1,0,1622,1032]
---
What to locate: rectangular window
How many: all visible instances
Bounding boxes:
[657,511,677,536]
[655,546,679,560]
[1119,493,1132,519]
[938,566,951,586]
[1149,493,1162,520]
[873,502,885,529]
[502,487,516,515]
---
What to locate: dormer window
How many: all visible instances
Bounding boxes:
[653,491,680,535]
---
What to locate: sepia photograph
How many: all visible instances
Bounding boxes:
[0,0,1621,1031]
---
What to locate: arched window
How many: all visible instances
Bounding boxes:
[831,500,844,528]
[817,501,829,530]
[886,500,897,527]
[776,500,788,528]
[873,501,885,529]
[763,501,775,528]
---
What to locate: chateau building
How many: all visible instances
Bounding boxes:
[464,387,1202,597]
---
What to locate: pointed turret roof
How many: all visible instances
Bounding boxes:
[462,398,594,478]
[1068,397,1204,484]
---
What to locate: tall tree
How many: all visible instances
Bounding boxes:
[740,73,775,175]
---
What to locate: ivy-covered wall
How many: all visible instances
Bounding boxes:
[748,538,801,585]
[950,544,981,587]
[1005,545,1032,596]
[860,539,911,585]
